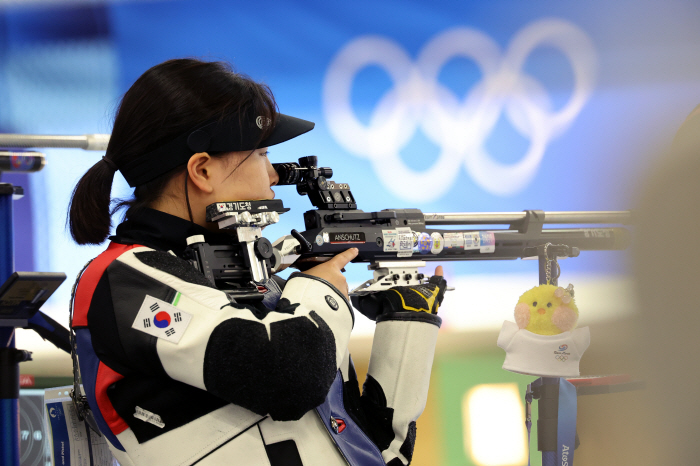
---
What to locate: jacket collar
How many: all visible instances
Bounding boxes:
[111,208,232,256]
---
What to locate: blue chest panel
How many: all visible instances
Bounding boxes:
[316,371,386,466]
[75,328,125,451]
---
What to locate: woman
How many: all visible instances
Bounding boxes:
[68,58,445,466]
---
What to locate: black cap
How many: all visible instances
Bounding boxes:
[120,112,314,187]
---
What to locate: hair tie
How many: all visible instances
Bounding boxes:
[101,156,119,172]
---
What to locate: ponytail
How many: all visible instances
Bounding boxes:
[68,158,117,244]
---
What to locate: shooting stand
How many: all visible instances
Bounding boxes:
[523,243,643,466]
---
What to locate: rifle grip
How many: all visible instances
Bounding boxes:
[291,229,313,253]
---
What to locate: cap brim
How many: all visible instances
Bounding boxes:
[259,113,315,148]
[120,112,314,187]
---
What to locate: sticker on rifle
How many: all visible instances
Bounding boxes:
[416,232,433,254]
[397,227,414,257]
[132,295,192,344]
[329,232,366,244]
[479,232,496,253]
[464,232,480,250]
[315,235,324,246]
[430,232,444,254]
[382,230,399,252]
[323,232,329,243]
[411,231,419,253]
[443,232,464,249]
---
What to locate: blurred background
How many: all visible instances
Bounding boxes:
[1,0,699,464]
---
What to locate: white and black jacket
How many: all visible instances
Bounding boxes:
[71,209,441,466]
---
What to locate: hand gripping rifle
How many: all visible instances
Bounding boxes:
[196,155,631,305]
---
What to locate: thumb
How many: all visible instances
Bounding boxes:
[434,265,444,277]
[328,248,359,270]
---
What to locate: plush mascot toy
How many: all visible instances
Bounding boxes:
[498,283,589,377]
[514,284,578,335]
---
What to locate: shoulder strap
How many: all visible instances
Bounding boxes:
[69,257,101,435]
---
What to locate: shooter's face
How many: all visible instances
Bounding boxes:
[208,147,278,202]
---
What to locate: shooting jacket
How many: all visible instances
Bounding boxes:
[71,208,441,466]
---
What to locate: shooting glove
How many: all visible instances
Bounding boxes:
[351,275,447,320]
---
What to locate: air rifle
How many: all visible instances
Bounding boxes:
[195,156,631,302]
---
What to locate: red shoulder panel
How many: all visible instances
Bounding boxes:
[72,242,141,327]
[95,362,129,435]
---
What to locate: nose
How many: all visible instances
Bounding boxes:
[537,308,546,315]
[266,157,279,187]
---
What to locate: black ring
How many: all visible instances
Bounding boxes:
[101,156,119,172]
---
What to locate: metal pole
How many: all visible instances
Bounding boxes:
[537,246,559,466]
[0,183,19,466]
[0,133,109,151]
[535,245,583,465]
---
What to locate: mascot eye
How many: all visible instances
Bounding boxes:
[547,303,552,308]
[532,301,537,306]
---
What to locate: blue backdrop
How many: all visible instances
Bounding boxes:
[1,0,699,320]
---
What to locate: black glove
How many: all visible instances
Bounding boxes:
[351,275,447,320]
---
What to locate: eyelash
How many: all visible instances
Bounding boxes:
[260,151,269,157]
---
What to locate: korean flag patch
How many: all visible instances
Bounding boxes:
[132,295,192,344]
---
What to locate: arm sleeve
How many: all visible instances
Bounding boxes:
[110,248,353,421]
[361,312,441,466]
[497,320,520,350]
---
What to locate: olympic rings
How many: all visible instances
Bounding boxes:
[323,19,597,201]
[555,354,569,362]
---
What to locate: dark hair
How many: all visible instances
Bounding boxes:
[68,58,278,244]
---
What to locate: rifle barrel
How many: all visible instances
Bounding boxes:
[423,211,633,225]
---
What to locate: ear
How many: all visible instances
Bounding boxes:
[187,152,214,194]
